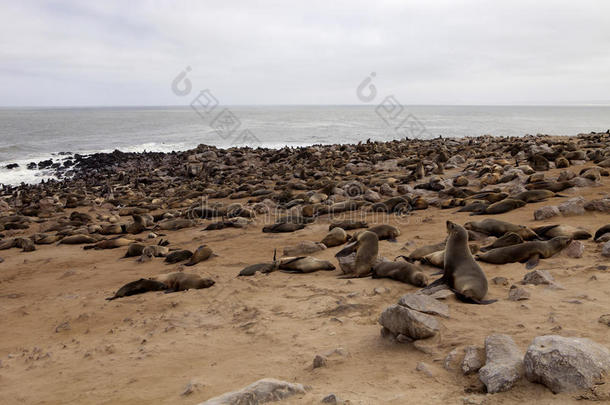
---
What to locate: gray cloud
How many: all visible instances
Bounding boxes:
[1,0,609,106]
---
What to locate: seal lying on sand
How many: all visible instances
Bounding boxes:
[372,260,428,287]
[151,272,215,292]
[105,279,167,300]
[321,227,348,247]
[238,249,280,276]
[423,221,495,304]
[279,256,336,273]
[185,245,213,266]
[475,236,572,268]
[465,218,538,240]
[480,232,523,252]
[533,224,591,240]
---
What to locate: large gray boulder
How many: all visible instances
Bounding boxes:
[397,293,449,318]
[478,334,523,393]
[378,304,440,340]
[524,335,610,393]
[198,378,308,405]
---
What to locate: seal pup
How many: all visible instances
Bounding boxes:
[533,224,591,240]
[164,249,193,264]
[238,249,279,276]
[151,272,215,292]
[424,221,495,304]
[105,279,167,300]
[279,256,336,273]
[320,227,348,248]
[185,245,213,266]
[372,260,428,287]
[335,231,379,277]
[475,236,572,268]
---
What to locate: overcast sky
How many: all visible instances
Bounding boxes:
[1,0,609,106]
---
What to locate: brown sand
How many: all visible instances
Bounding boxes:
[0,169,609,404]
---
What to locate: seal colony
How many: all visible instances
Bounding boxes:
[1,132,609,403]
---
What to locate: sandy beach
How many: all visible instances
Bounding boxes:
[1,135,609,404]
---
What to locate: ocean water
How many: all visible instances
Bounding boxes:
[1,105,609,185]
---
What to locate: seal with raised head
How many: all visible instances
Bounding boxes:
[335,231,379,277]
[372,260,428,287]
[425,221,495,304]
[475,236,572,268]
[105,279,167,300]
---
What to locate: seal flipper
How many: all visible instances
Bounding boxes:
[394,255,414,263]
[337,273,371,279]
[419,275,447,291]
[525,254,540,269]
[452,290,497,305]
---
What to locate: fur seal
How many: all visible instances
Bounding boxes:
[125,214,148,234]
[417,244,479,269]
[472,198,525,215]
[151,272,214,292]
[533,224,591,240]
[475,236,571,268]
[425,221,494,304]
[124,242,146,257]
[407,242,446,261]
[185,245,213,266]
[360,224,400,242]
[279,256,336,273]
[155,218,196,231]
[106,279,167,300]
[238,249,279,276]
[464,218,538,240]
[59,234,99,245]
[594,224,610,241]
[84,237,133,250]
[512,190,563,203]
[372,260,428,287]
[321,227,348,247]
[262,222,305,233]
[329,220,368,231]
[164,249,193,264]
[480,232,523,252]
[335,231,379,277]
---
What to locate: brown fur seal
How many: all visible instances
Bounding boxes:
[124,242,146,257]
[512,190,563,203]
[594,224,610,241]
[155,218,196,231]
[363,224,400,242]
[480,232,523,252]
[238,249,279,276]
[372,260,428,287]
[151,272,214,292]
[475,236,572,268]
[329,220,368,231]
[185,245,213,266]
[335,231,379,277]
[105,279,167,300]
[417,244,479,269]
[59,234,99,245]
[262,222,305,233]
[465,218,538,240]
[164,249,193,264]
[425,221,494,304]
[533,224,591,240]
[473,198,525,215]
[125,214,148,234]
[407,242,446,260]
[84,237,133,250]
[321,227,348,247]
[279,256,336,273]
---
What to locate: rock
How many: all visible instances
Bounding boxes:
[462,396,488,405]
[321,393,343,404]
[444,348,461,371]
[534,205,560,221]
[558,196,585,216]
[283,241,326,256]
[397,293,450,318]
[602,241,610,257]
[558,170,576,182]
[599,314,610,327]
[508,285,530,301]
[564,240,584,258]
[428,288,454,300]
[447,155,466,166]
[363,189,381,203]
[181,380,205,396]
[584,198,610,213]
[478,334,523,393]
[378,304,440,340]
[462,346,484,375]
[373,287,390,295]
[380,183,395,196]
[313,355,327,369]
[524,335,610,393]
[197,378,308,405]
[491,276,509,286]
[55,321,71,333]
[521,270,559,287]
[416,361,435,377]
